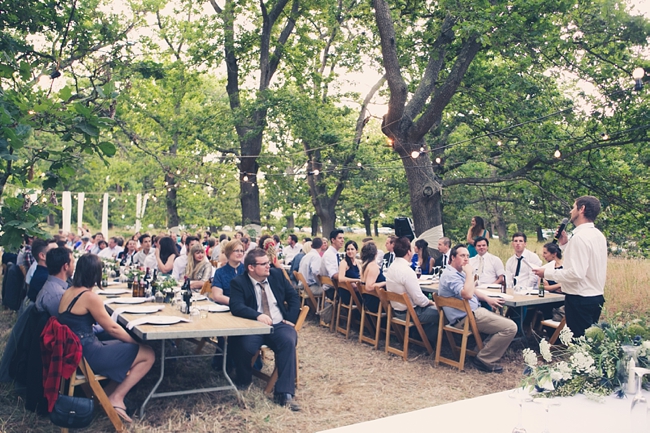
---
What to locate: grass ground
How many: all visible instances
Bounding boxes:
[1,254,648,433]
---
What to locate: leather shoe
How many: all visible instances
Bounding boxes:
[274,393,301,411]
[472,357,503,373]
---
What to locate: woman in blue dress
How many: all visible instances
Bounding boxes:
[338,240,361,304]
[58,254,155,423]
[412,239,435,275]
[359,242,385,313]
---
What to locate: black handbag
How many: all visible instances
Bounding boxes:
[49,394,95,428]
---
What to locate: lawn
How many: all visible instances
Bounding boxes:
[0,254,648,433]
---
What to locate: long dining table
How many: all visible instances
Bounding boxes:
[98,283,271,417]
[419,279,565,338]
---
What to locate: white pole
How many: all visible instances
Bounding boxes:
[77,193,85,233]
[135,193,142,233]
[102,193,109,238]
[62,191,72,234]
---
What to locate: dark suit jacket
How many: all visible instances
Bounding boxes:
[230,268,300,324]
[383,252,394,268]
[434,252,450,268]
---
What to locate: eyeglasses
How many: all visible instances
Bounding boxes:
[254,261,270,267]
[233,249,244,253]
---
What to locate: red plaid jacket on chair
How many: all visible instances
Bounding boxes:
[40,316,82,412]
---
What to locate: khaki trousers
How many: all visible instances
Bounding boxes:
[455,307,517,366]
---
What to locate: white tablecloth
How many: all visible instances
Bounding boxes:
[319,389,649,433]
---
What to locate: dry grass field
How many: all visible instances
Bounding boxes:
[1,251,648,433]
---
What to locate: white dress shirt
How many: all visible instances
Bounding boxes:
[505,249,542,288]
[320,246,340,279]
[283,243,303,265]
[172,254,188,282]
[545,223,606,297]
[385,257,430,311]
[133,249,154,266]
[299,249,321,286]
[98,246,123,258]
[249,275,283,324]
[469,252,505,285]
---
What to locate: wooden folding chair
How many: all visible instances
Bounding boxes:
[358,284,385,350]
[281,267,292,283]
[377,288,434,361]
[318,275,338,331]
[334,280,362,339]
[433,294,484,371]
[200,280,212,296]
[251,306,310,394]
[541,317,566,345]
[60,357,125,433]
[293,271,323,314]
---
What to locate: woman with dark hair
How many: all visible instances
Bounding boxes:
[338,240,361,304]
[360,242,386,313]
[118,239,137,266]
[541,242,563,293]
[155,236,178,275]
[412,239,435,274]
[466,216,490,258]
[58,254,155,423]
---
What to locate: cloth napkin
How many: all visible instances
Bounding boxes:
[126,316,190,330]
[103,297,154,305]
[111,305,165,322]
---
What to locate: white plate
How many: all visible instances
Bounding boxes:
[418,280,436,285]
[191,295,208,302]
[146,316,183,325]
[111,297,146,304]
[97,288,130,295]
[202,304,230,313]
[477,284,502,290]
[121,305,163,314]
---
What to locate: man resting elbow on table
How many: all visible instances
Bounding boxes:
[438,245,517,374]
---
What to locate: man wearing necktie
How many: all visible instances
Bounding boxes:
[469,237,505,286]
[434,237,451,269]
[383,236,397,269]
[230,249,301,410]
[505,233,542,288]
[319,229,345,297]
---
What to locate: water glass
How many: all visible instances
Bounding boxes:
[509,387,532,433]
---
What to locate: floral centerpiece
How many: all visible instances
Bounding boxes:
[522,321,650,398]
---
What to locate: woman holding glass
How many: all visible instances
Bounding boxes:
[58,254,155,423]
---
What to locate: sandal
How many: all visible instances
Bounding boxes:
[113,406,133,423]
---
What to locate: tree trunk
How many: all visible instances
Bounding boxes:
[239,134,262,225]
[311,214,319,237]
[286,213,295,231]
[362,209,371,236]
[374,220,379,237]
[494,210,508,244]
[536,225,544,242]
[165,172,180,228]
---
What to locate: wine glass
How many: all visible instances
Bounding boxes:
[509,387,532,433]
[534,397,561,433]
[630,367,650,433]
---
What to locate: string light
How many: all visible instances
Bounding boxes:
[497,140,502,146]
[601,133,609,140]
[176,169,180,175]
[243,175,249,182]
[411,150,420,159]
[553,146,561,158]
[435,157,442,164]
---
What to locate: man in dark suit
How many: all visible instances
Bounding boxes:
[383,236,396,269]
[230,248,302,411]
[434,237,451,269]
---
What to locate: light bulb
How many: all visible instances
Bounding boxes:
[176,169,180,175]
[313,169,320,176]
[497,140,502,146]
[243,175,249,182]
[632,67,644,80]
[411,150,420,159]
[357,162,362,167]
[554,149,561,158]
[435,157,442,164]
[601,133,609,140]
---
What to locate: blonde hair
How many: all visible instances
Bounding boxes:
[185,244,209,279]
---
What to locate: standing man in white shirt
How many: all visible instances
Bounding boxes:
[469,236,505,285]
[283,234,302,265]
[533,196,607,338]
[505,232,542,288]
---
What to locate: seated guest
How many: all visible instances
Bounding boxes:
[184,244,213,290]
[338,240,361,303]
[283,234,303,265]
[360,242,386,313]
[58,254,155,423]
[411,239,434,274]
[17,235,34,268]
[385,237,439,343]
[505,232,542,288]
[35,247,75,317]
[468,236,505,285]
[230,249,301,411]
[298,237,323,295]
[118,239,138,266]
[289,243,308,286]
[96,240,108,256]
[172,236,200,282]
[133,234,154,266]
[206,237,216,259]
[434,237,451,268]
[26,239,58,303]
[98,237,123,259]
[319,230,344,299]
[211,240,245,305]
[154,236,177,276]
[263,238,281,268]
[362,237,384,266]
[89,232,104,255]
[541,242,563,294]
[438,245,517,373]
[383,236,396,269]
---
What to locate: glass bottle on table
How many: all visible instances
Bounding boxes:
[131,279,140,298]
